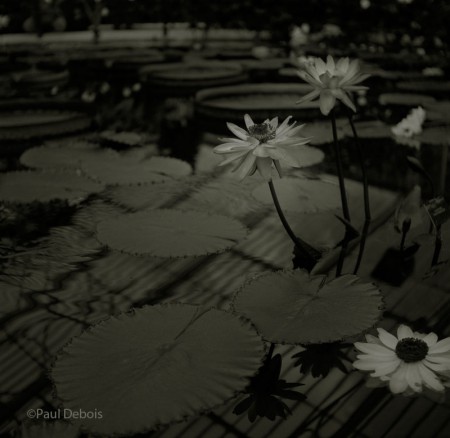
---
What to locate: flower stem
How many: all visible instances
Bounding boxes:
[268,180,320,263]
[348,114,371,221]
[353,219,371,275]
[330,111,351,223]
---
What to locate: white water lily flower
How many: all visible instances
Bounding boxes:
[297,55,370,116]
[214,114,313,181]
[354,325,450,395]
[391,106,426,139]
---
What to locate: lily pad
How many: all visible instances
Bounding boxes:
[96,209,248,257]
[252,177,341,213]
[51,304,265,436]
[19,142,99,170]
[419,127,450,146]
[100,130,143,146]
[105,181,193,211]
[0,171,104,204]
[81,150,192,185]
[232,270,383,344]
[378,93,436,107]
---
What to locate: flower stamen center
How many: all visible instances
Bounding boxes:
[248,123,276,142]
[395,337,428,363]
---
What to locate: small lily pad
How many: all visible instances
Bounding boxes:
[252,177,341,213]
[0,171,104,204]
[51,304,265,436]
[96,209,248,257]
[232,270,384,344]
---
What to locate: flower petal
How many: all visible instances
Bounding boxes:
[227,122,249,140]
[326,55,335,73]
[244,114,254,130]
[232,152,257,180]
[297,70,321,87]
[256,157,273,181]
[275,116,293,136]
[418,362,445,392]
[331,88,356,112]
[319,90,336,116]
[218,150,250,166]
[423,359,450,372]
[296,88,321,106]
[405,363,423,392]
[354,342,396,357]
[370,359,401,377]
[397,325,414,340]
[214,143,253,154]
[389,365,409,394]
[422,332,438,347]
[377,328,398,350]
[428,338,450,355]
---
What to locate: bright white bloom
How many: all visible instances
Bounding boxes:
[391,106,426,138]
[297,55,370,116]
[354,325,450,394]
[214,114,313,181]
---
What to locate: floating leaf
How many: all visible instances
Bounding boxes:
[105,181,192,210]
[100,130,143,146]
[252,177,341,213]
[0,171,104,204]
[96,209,248,257]
[419,127,450,146]
[51,304,265,436]
[81,150,192,185]
[19,142,98,170]
[378,93,436,107]
[189,177,264,218]
[232,270,383,344]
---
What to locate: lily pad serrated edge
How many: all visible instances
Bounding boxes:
[48,302,268,437]
[94,208,250,259]
[230,269,385,346]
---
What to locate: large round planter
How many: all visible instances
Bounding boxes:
[194,83,322,135]
[0,99,93,156]
[12,69,69,95]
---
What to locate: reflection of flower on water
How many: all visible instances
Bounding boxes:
[296,55,370,115]
[233,353,306,422]
[353,325,450,395]
[214,114,312,180]
[391,107,426,150]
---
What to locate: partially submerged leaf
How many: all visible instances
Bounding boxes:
[233,270,383,344]
[252,177,341,213]
[96,209,248,257]
[0,171,104,204]
[51,304,265,436]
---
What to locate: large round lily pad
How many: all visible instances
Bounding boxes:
[96,209,248,257]
[81,151,192,185]
[252,177,341,213]
[0,171,103,204]
[20,142,98,170]
[52,304,265,436]
[232,270,384,344]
